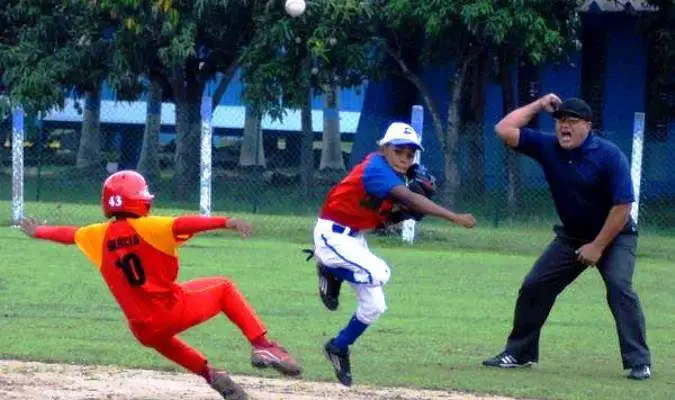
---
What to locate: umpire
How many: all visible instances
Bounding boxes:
[482,94,651,380]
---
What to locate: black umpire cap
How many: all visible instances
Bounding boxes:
[552,98,593,121]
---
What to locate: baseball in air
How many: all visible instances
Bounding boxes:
[285,0,306,17]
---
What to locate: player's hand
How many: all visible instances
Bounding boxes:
[19,217,42,237]
[538,93,562,113]
[226,218,252,238]
[453,213,477,229]
[575,243,603,267]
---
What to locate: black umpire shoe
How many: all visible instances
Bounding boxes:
[482,351,534,368]
[317,262,342,311]
[627,365,651,380]
[324,339,352,387]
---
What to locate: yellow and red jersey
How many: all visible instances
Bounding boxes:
[75,217,188,324]
[35,215,228,325]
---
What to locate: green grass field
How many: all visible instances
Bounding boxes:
[1,200,674,400]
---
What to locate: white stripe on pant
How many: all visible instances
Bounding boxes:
[313,218,390,324]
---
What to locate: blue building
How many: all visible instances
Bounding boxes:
[40,0,673,198]
[43,70,365,139]
[350,0,674,200]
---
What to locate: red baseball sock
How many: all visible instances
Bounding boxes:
[200,364,213,383]
[250,334,273,348]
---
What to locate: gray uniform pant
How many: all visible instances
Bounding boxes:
[505,231,651,369]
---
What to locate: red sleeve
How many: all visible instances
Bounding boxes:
[34,226,78,245]
[172,216,229,237]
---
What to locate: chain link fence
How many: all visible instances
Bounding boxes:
[453,120,675,234]
[0,107,358,239]
[2,102,674,245]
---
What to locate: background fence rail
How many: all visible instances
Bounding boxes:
[2,104,674,242]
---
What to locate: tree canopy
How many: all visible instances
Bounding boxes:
[241,0,379,119]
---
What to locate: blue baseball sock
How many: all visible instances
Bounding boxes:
[333,314,369,350]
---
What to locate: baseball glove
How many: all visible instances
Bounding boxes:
[388,164,437,223]
[406,163,437,199]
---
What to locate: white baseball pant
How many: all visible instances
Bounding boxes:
[313,218,390,324]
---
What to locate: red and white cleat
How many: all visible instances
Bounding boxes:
[251,342,303,377]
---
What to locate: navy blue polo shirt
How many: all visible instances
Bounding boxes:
[516,128,636,240]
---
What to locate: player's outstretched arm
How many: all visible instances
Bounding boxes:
[172,215,252,239]
[20,217,78,245]
[390,186,476,228]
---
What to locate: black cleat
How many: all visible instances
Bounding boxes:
[627,365,651,380]
[324,339,352,387]
[317,263,342,311]
[482,351,534,368]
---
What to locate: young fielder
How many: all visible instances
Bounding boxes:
[312,122,477,386]
[20,170,302,400]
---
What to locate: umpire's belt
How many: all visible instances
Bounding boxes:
[332,223,360,237]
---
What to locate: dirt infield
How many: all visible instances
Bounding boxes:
[0,360,520,400]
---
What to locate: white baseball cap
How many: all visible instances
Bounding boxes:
[376,122,424,151]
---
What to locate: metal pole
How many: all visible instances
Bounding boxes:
[199,94,213,216]
[11,107,24,225]
[402,105,424,244]
[36,112,44,202]
[630,112,645,224]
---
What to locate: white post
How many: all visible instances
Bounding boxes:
[402,105,424,243]
[630,112,645,224]
[199,95,213,216]
[11,107,25,225]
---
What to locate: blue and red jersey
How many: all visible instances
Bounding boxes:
[320,152,405,230]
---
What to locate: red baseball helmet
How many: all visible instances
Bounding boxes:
[101,170,154,218]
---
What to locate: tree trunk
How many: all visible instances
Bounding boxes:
[440,59,471,207]
[466,53,488,196]
[76,86,102,170]
[320,85,345,171]
[173,100,201,200]
[499,56,524,216]
[172,65,204,200]
[239,105,266,167]
[386,46,445,152]
[300,86,314,198]
[137,79,162,187]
